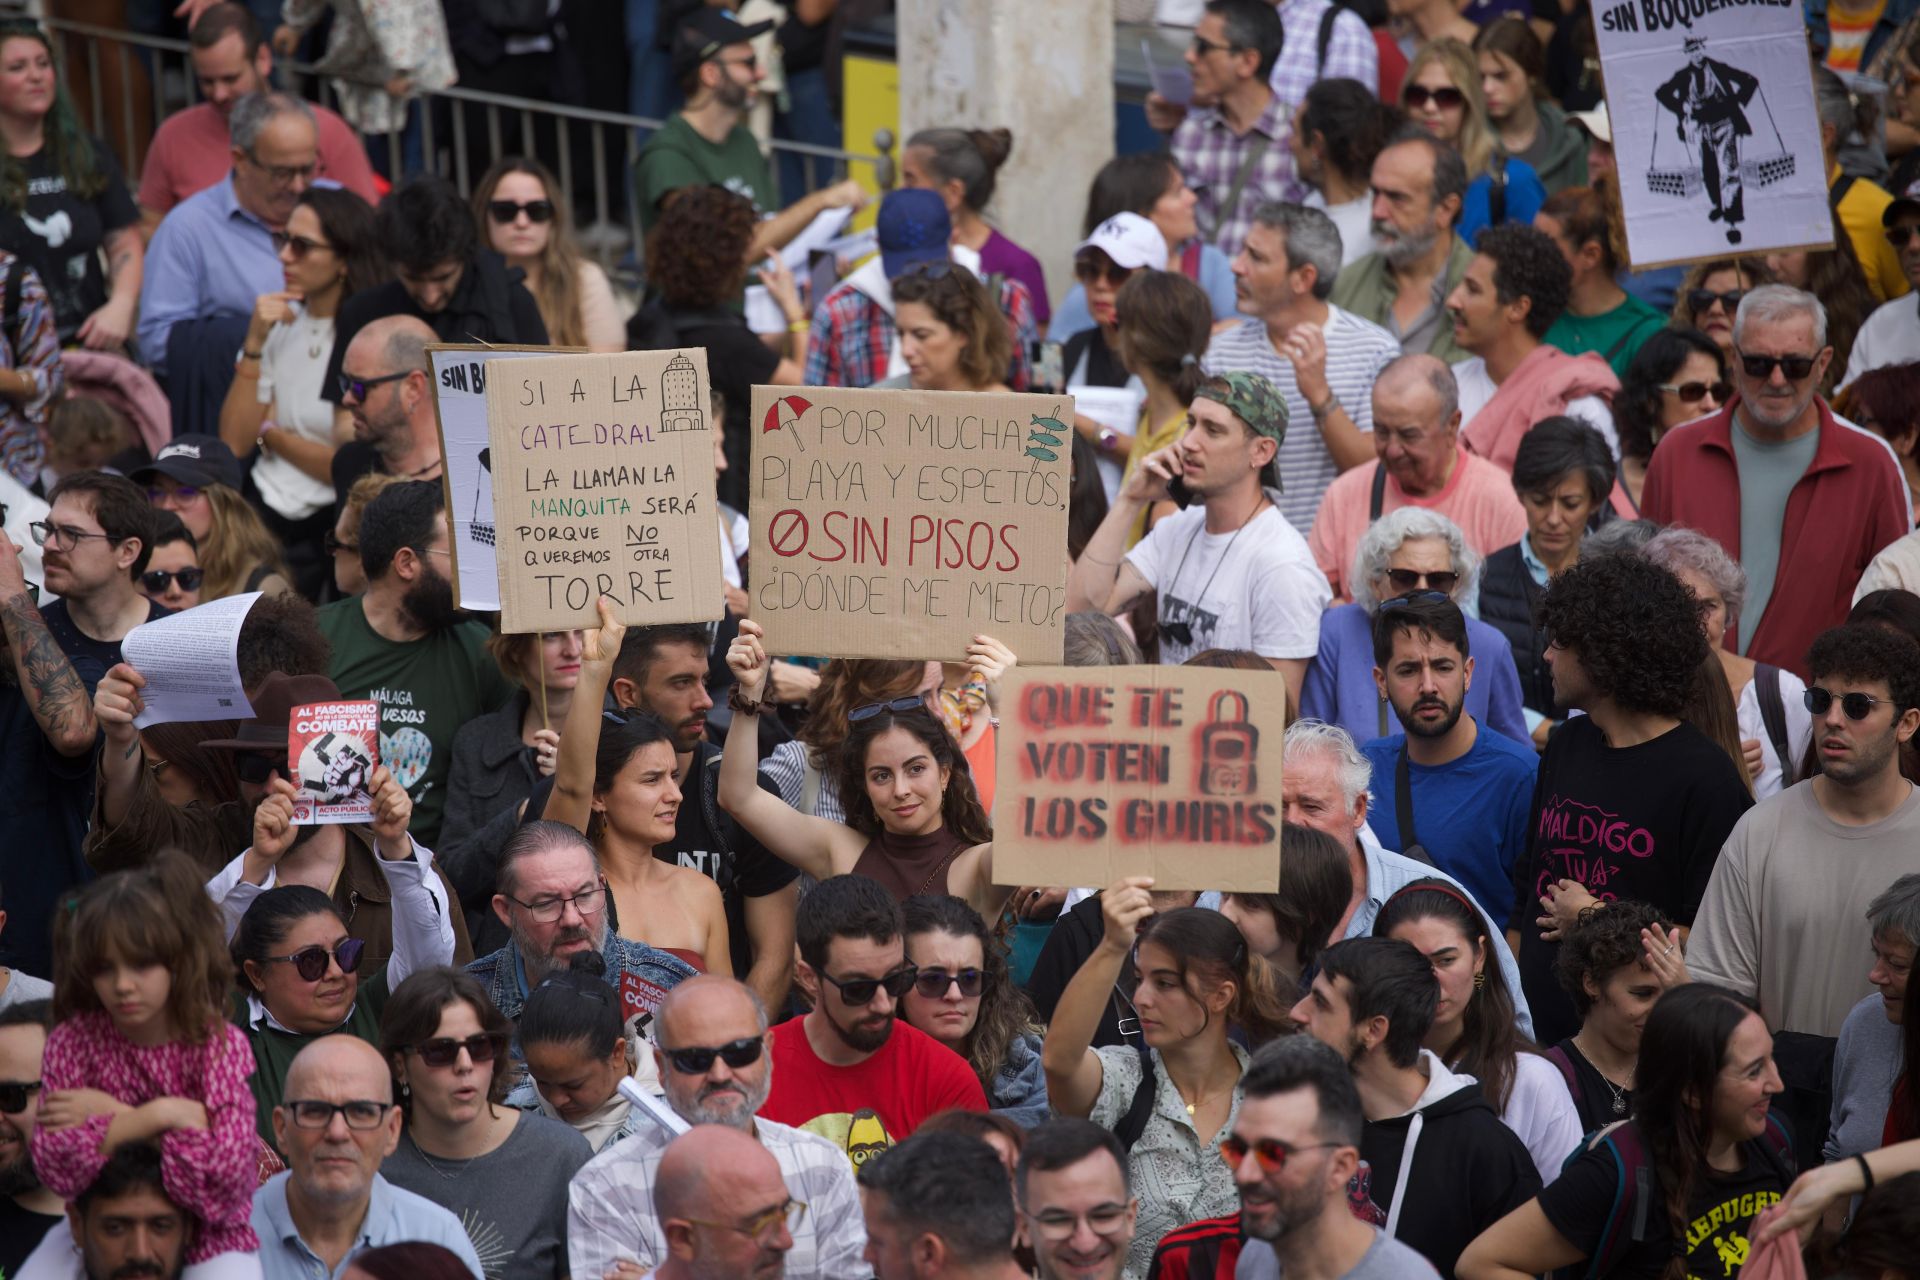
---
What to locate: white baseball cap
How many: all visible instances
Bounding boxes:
[1570,103,1611,146]
[1075,212,1170,271]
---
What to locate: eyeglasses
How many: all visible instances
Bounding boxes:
[1658,379,1731,403]
[849,696,926,723]
[1687,288,1746,315]
[29,521,118,550]
[337,369,410,401]
[324,531,358,556]
[148,485,204,505]
[262,938,366,983]
[281,1099,395,1130]
[1219,1134,1341,1174]
[244,151,318,187]
[487,199,556,225]
[817,964,919,1006]
[271,230,334,258]
[1020,1203,1134,1242]
[913,967,984,998]
[1736,351,1819,381]
[1887,224,1920,248]
[1074,255,1135,288]
[502,882,608,923]
[406,1033,509,1069]
[660,1035,766,1075]
[140,567,205,594]
[1404,85,1466,110]
[1190,33,1241,56]
[235,752,286,785]
[685,1197,806,1245]
[1384,568,1460,594]
[1804,686,1897,721]
[0,1080,41,1114]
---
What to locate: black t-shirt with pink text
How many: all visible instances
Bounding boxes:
[1513,716,1751,1043]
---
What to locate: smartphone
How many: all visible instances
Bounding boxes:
[1167,476,1193,508]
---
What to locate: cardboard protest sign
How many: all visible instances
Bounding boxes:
[747,386,1070,662]
[289,700,379,825]
[487,350,726,634]
[991,665,1286,892]
[428,344,579,611]
[1595,0,1829,267]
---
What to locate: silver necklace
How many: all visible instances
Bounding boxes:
[406,1129,474,1180]
[1573,1034,1631,1114]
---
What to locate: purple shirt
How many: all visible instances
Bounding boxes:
[978,229,1051,327]
[1300,602,1533,747]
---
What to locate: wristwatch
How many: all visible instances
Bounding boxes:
[1309,394,1341,423]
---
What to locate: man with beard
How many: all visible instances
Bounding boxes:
[1644,286,1910,675]
[568,974,868,1279]
[634,9,864,252]
[0,1001,61,1277]
[758,876,985,1164]
[1147,1038,1437,1279]
[1288,939,1536,1278]
[467,821,696,1078]
[1331,130,1474,364]
[859,1134,1025,1280]
[15,1143,192,1280]
[1357,595,1536,930]
[317,480,515,849]
[1690,623,1920,1171]
[1013,1119,1137,1280]
[329,317,447,503]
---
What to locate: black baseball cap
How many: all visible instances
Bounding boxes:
[131,434,243,492]
[672,9,774,80]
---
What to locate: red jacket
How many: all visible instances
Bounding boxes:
[1148,1214,1244,1280]
[1641,396,1908,677]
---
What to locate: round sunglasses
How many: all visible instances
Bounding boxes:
[1804,686,1896,721]
[263,937,365,982]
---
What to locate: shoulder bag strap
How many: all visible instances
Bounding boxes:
[1755,664,1793,786]
[1114,1045,1158,1153]
[1205,133,1274,242]
[1369,461,1389,521]
[1831,174,1858,211]
[1395,746,1418,850]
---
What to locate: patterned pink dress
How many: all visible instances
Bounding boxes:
[31,1012,261,1260]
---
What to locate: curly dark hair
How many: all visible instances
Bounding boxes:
[1473,222,1571,338]
[1539,553,1707,716]
[1807,623,1920,714]
[834,704,994,846]
[1554,899,1672,1017]
[1299,78,1398,188]
[903,895,1040,1094]
[645,186,758,309]
[1614,328,1724,464]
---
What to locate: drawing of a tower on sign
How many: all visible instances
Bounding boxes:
[658,354,707,432]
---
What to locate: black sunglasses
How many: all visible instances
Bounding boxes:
[264,938,366,983]
[1737,351,1819,381]
[235,752,287,785]
[913,967,984,999]
[1404,85,1465,110]
[661,1035,765,1075]
[271,230,333,259]
[1887,224,1920,248]
[1805,686,1897,721]
[818,964,919,1006]
[408,1033,509,1069]
[0,1080,41,1114]
[488,199,555,225]
[1074,255,1135,288]
[324,531,357,556]
[849,696,925,722]
[337,369,410,401]
[141,567,204,594]
[1659,379,1731,404]
[1385,568,1460,594]
[1687,288,1746,315]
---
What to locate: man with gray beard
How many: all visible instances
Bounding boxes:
[566,975,870,1280]
[1331,129,1475,364]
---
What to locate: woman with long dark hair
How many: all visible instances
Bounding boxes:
[1221,822,1354,998]
[900,894,1048,1126]
[1111,270,1213,544]
[1612,328,1728,510]
[1458,983,1790,1280]
[1377,879,1583,1182]
[473,156,623,352]
[1044,882,1290,1279]
[758,657,939,824]
[720,618,1011,920]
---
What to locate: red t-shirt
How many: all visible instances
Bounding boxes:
[138,102,380,215]
[759,1015,987,1167]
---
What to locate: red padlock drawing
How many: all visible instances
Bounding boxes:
[1198,689,1258,796]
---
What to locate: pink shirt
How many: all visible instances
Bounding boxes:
[32,1011,261,1261]
[1309,446,1528,598]
[138,102,379,215]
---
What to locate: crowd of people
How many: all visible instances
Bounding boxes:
[5,0,1920,1278]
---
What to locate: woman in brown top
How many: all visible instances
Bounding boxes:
[720,619,1014,922]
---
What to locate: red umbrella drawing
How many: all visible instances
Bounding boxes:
[762,395,811,452]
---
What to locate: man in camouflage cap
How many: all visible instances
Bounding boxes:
[1066,369,1332,679]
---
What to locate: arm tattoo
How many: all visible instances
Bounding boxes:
[0,593,93,748]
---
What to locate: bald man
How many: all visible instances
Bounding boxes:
[569,976,871,1279]
[1307,353,1527,598]
[252,1036,482,1280]
[650,1126,797,1280]
[329,314,445,497]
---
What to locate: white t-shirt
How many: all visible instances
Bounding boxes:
[1451,355,1620,458]
[1502,1051,1585,1186]
[718,504,748,589]
[1124,495,1331,664]
[1304,190,1379,265]
[1736,664,1812,800]
[254,307,340,521]
[1840,292,1920,390]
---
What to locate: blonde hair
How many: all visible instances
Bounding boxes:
[341,471,406,541]
[473,157,588,349]
[199,484,291,601]
[1404,39,1497,180]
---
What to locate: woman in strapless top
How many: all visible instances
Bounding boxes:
[718,620,1016,925]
